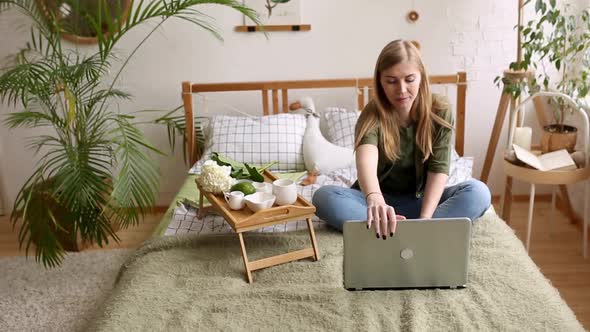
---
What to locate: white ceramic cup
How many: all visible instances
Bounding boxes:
[224,191,245,210]
[253,181,273,194]
[272,179,297,206]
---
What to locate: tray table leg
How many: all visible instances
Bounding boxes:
[198,191,204,219]
[306,217,320,261]
[237,232,253,283]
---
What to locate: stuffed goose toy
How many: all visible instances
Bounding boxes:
[290,97,355,184]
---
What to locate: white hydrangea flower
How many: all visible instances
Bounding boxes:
[196,160,236,193]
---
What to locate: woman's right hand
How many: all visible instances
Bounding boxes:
[366,194,406,239]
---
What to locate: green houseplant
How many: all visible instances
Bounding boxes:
[497,0,590,152]
[0,0,259,267]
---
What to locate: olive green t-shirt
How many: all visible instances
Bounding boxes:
[354,96,453,197]
[359,125,416,195]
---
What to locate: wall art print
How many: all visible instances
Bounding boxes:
[243,0,300,25]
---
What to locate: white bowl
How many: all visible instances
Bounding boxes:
[244,192,276,212]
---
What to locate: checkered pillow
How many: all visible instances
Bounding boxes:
[190,113,307,173]
[324,107,360,149]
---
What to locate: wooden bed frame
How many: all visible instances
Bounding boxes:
[182,73,467,166]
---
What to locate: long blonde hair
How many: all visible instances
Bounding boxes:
[354,40,452,162]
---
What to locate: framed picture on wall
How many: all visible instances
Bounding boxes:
[243,0,300,25]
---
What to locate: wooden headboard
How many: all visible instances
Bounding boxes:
[182,72,467,166]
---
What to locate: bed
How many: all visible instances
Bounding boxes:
[88,74,585,331]
[154,74,473,237]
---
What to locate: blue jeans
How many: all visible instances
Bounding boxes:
[312,179,491,231]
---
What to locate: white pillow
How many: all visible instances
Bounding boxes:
[189,113,306,173]
[324,107,360,149]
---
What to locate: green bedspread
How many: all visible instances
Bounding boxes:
[89,211,584,331]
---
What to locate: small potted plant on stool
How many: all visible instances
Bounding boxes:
[506,0,590,153]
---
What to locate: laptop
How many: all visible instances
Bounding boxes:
[343,218,471,290]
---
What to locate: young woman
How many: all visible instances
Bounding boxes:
[312,40,491,239]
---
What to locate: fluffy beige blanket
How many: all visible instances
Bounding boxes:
[89,212,584,331]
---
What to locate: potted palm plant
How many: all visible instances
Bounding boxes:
[496,0,590,153]
[0,0,259,267]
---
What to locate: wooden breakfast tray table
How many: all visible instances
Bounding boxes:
[196,169,320,283]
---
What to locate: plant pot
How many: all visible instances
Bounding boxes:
[31,187,89,252]
[51,205,92,252]
[541,124,577,153]
[29,179,120,252]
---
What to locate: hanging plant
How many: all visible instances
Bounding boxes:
[494,0,590,131]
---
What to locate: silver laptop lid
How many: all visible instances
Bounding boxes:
[343,218,471,290]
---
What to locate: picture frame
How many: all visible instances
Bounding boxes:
[243,0,300,26]
[236,0,310,32]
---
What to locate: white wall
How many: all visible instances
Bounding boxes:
[566,0,590,216]
[0,1,583,213]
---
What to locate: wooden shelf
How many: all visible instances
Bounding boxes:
[235,24,311,32]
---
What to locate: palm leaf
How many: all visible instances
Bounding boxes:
[4,110,56,128]
[152,105,207,165]
[95,0,261,61]
[109,115,160,228]
[0,61,55,107]
[11,169,66,268]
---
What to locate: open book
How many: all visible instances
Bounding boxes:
[512,144,577,171]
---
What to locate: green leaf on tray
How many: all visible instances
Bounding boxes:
[210,152,276,182]
[245,163,264,182]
